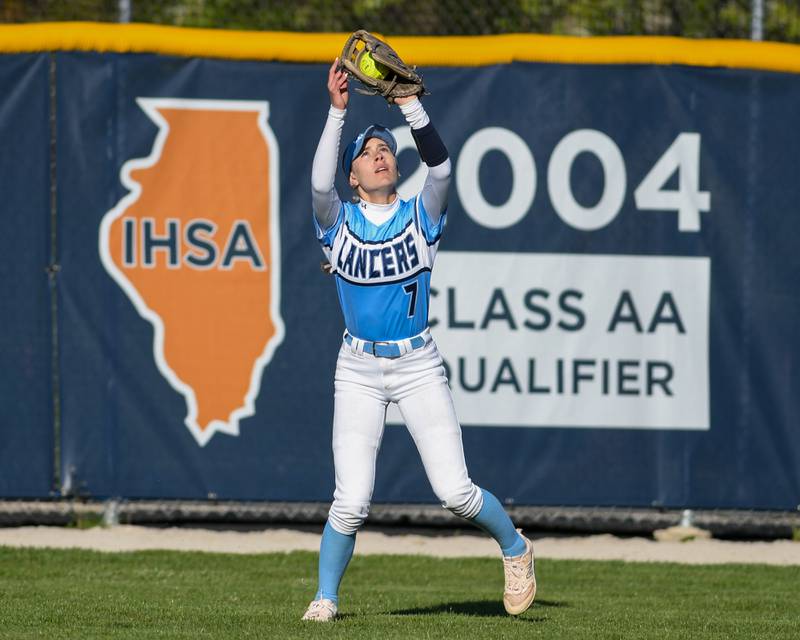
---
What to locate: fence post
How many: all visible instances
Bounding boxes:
[119,0,131,23]
[751,0,764,40]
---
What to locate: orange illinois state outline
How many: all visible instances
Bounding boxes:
[99,98,284,446]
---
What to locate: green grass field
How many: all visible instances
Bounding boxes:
[0,546,798,639]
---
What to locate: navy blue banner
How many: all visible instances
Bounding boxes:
[2,51,799,509]
[0,54,54,497]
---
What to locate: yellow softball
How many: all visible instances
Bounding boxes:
[358,51,389,80]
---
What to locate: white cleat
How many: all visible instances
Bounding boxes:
[502,530,536,615]
[301,598,339,622]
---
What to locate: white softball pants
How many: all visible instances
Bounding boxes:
[327,333,483,535]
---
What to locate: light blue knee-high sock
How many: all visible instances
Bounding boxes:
[315,521,356,604]
[471,489,527,557]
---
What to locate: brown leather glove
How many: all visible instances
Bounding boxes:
[339,30,427,104]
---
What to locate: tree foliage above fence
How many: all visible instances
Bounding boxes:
[1,0,799,42]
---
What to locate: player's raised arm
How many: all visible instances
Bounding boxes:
[311,58,349,230]
[396,95,451,224]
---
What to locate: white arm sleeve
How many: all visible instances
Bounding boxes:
[311,106,346,230]
[419,159,451,224]
[398,99,451,224]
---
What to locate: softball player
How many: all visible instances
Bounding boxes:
[302,59,536,622]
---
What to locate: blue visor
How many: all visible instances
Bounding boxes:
[341,124,397,177]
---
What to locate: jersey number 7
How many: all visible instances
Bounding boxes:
[402,281,418,318]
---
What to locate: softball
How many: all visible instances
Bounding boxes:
[358,51,389,80]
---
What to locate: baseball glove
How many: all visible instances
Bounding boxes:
[339,30,427,103]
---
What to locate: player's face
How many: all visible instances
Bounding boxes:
[349,137,398,197]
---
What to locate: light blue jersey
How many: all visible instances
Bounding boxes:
[315,194,445,342]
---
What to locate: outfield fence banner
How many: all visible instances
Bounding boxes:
[0,54,54,497]
[0,39,798,509]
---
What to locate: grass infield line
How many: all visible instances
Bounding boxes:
[1,23,800,75]
[1,546,798,639]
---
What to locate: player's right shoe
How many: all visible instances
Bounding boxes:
[502,531,536,615]
[301,598,339,622]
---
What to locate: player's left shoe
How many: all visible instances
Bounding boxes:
[301,598,339,622]
[502,530,536,615]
